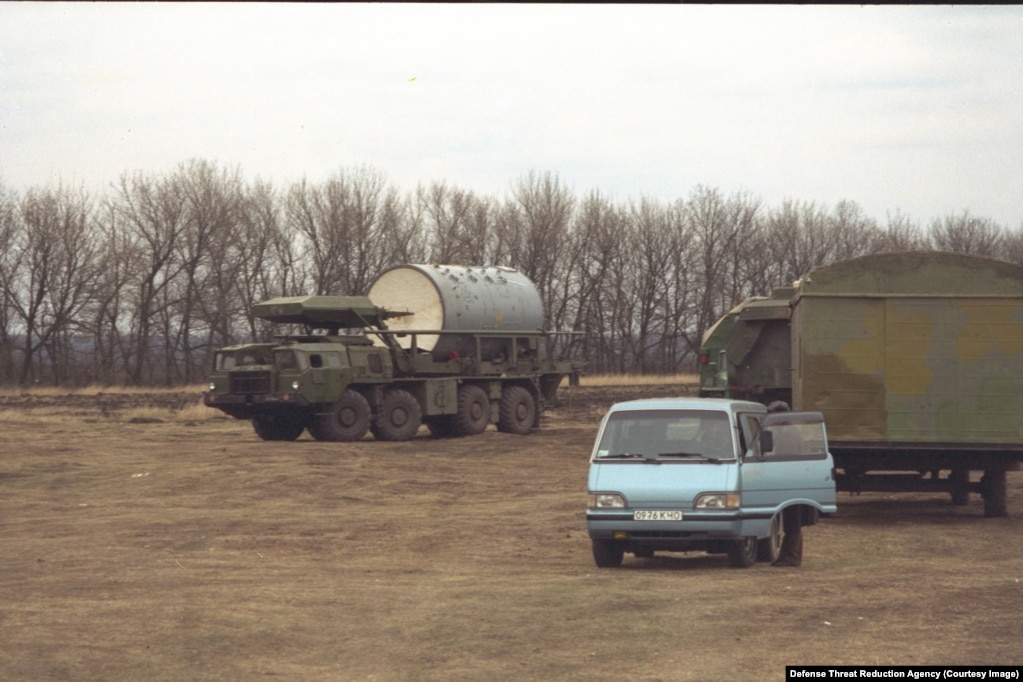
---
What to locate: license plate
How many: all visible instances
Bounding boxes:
[633,510,683,521]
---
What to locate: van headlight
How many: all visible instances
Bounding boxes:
[589,493,626,509]
[695,493,740,509]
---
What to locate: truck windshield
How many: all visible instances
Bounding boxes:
[274,349,305,371]
[594,409,735,461]
[216,351,271,370]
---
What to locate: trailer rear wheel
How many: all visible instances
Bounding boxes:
[982,470,1008,518]
[310,390,371,441]
[372,389,422,441]
[592,539,624,568]
[453,384,489,436]
[498,385,536,435]
[252,415,305,441]
[727,537,758,568]
[950,469,970,506]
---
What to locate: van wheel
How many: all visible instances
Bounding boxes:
[498,385,536,435]
[310,390,370,441]
[592,539,624,568]
[453,384,489,435]
[372,389,421,441]
[757,514,783,563]
[727,536,758,568]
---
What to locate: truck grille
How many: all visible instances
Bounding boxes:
[230,371,271,395]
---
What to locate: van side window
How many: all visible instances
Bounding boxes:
[739,414,762,458]
[762,420,828,459]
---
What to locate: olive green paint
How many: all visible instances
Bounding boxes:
[794,253,1023,444]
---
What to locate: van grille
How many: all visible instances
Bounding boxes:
[630,531,696,539]
[230,371,271,395]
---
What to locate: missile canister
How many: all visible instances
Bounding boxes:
[366,264,545,362]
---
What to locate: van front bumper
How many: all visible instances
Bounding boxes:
[586,509,773,542]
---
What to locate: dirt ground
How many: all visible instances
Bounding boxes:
[1,384,1021,681]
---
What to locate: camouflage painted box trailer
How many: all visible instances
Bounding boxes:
[700,251,1023,516]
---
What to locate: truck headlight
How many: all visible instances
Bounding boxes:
[695,493,740,509]
[292,380,300,391]
[208,382,216,392]
[589,493,626,509]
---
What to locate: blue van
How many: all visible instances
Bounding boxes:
[586,398,837,568]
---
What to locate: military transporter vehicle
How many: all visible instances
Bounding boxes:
[204,264,582,442]
[700,251,1023,517]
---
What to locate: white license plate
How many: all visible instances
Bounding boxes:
[633,510,683,521]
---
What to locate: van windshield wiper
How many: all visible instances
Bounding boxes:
[601,452,662,464]
[657,452,723,464]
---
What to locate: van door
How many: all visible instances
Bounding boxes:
[740,411,837,519]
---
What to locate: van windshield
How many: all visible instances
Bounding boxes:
[594,409,735,461]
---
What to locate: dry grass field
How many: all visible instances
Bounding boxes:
[1,382,1021,681]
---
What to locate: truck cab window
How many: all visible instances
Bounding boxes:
[368,354,383,374]
[274,350,299,371]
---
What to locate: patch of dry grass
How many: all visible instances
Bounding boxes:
[0,383,208,397]
[1,391,1021,680]
[121,400,228,424]
[579,373,698,387]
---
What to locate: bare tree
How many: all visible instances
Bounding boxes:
[110,170,189,385]
[685,186,751,347]
[86,201,137,384]
[1,186,99,385]
[287,166,410,296]
[871,211,926,253]
[232,179,306,341]
[573,191,629,373]
[0,183,20,383]
[927,210,1005,256]
[501,171,576,333]
[167,160,246,383]
[420,182,494,264]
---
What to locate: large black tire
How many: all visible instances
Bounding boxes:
[497,385,536,435]
[727,536,758,568]
[453,384,490,436]
[982,469,1008,518]
[592,539,625,568]
[757,513,783,563]
[252,415,305,442]
[371,389,422,441]
[309,390,371,442]
[950,469,970,506]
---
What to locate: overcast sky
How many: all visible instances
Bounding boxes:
[2,3,1022,227]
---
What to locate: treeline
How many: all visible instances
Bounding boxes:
[1,159,1020,387]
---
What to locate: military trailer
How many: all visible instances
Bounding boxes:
[700,251,1023,516]
[204,264,582,442]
